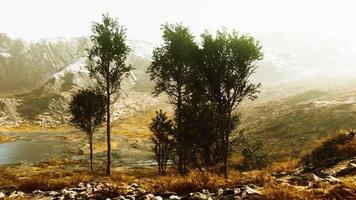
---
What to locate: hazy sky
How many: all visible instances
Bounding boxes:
[1,0,356,44]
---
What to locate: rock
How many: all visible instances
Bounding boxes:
[202,189,210,195]
[49,191,60,196]
[160,191,178,198]
[155,196,163,200]
[222,189,235,196]
[336,163,356,176]
[188,192,211,200]
[324,175,339,183]
[0,192,5,199]
[143,194,156,200]
[348,163,356,168]
[131,183,139,188]
[9,191,25,198]
[78,148,85,155]
[169,194,180,200]
[216,188,224,196]
[61,189,77,199]
[32,190,44,195]
[244,186,261,195]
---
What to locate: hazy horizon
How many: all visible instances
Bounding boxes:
[2,0,356,47]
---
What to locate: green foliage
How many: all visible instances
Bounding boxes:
[69,88,107,172]
[86,13,132,175]
[200,29,263,178]
[87,14,133,96]
[148,25,263,177]
[69,89,107,134]
[236,132,268,170]
[147,23,199,174]
[150,110,174,175]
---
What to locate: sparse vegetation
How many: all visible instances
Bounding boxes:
[302,130,355,170]
[149,110,174,175]
[87,13,133,175]
[69,88,107,172]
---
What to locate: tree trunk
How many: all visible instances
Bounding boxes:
[177,92,186,175]
[224,111,232,179]
[89,136,93,173]
[106,86,111,176]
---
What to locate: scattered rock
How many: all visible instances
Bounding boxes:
[9,191,25,198]
[244,186,261,195]
[324,175,339,183]
[0,192,5,199]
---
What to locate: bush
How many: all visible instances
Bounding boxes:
[302,131,355,169]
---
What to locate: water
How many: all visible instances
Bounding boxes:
[0,140,67,165]
[0,130,155,166]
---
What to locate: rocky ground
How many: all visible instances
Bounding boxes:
[0,156,354,200]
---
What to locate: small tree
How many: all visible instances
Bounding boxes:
[147,24,199,175]
[87,14,133,175]
[149,110,174,175]
[69,89,107,172]
[201,30,263,178]
[237,132,268,170]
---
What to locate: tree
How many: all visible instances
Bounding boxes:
[200,29,263,178]
[69,89,107,172]
[87,14,133,175]
[236,132,268,170]
[149,110,174,175]
[147,23,199,175]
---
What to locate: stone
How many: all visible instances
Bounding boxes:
[131,183,139,188]
[222,189,235,196]
[49,191,60,196]
[216,188,224,196]
[244,186,261,195]
[303,173,322,182]
[169,195,180,200]
[32,190,44,195]
[155,196,163,200]
[325,175,339,183]
[189,192,210,200]
[0,192,5,199]
[9,191,25,198]
[144,194,156,200]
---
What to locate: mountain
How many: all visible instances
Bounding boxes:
[0,33,88,94]
[253,32,356,84]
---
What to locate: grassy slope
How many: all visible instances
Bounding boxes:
[239,89,356,162]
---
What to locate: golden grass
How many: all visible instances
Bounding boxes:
[0,134,14,143]
[0,124,72,132]
[261,184,327,200]
[268,159,301,174]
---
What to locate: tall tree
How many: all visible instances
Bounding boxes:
[69,89,107,172]
[200,30,263,178]
[87,14,132,175]
[150,110,174,175]
[147,24,199,175]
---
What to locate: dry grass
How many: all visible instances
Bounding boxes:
[337,136,356,158]
[261,184,327,200]
[0,134,14,143]
[302,130,355,169]
[268,159,301,174]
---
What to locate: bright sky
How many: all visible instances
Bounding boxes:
[1,0,356,44]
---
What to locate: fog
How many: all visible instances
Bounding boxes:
[1,0,356,87]
[2,0,356,45]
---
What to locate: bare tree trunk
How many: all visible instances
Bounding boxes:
[106,85,111,176]
[89,136,93,173]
